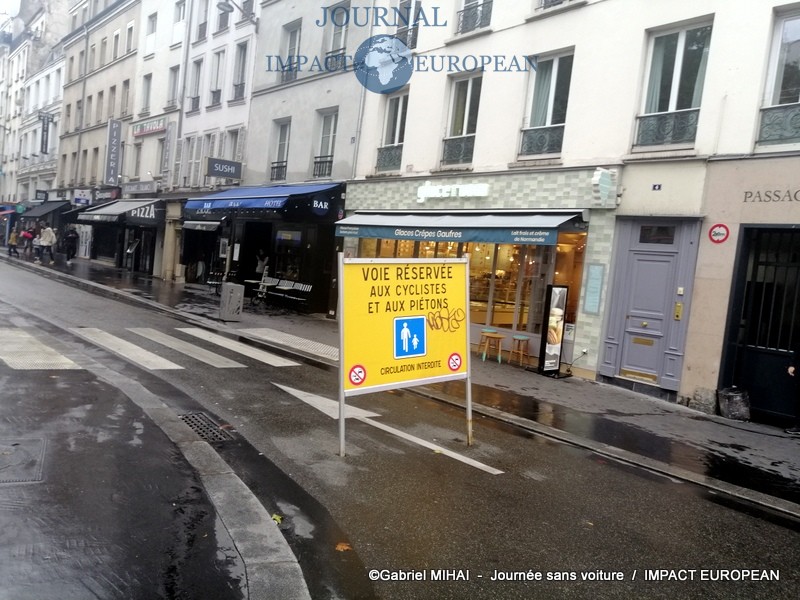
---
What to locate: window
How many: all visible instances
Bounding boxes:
[108,85,116,118]
[133,143,142,177]
[197,0,209,40]
[759,13,800,144]
[89,45,96,71]
[396,0,420,49]
[122,79,130,115]
[68,56,74,81]
[210,50,225,105]
[147,13,158,35]
[113,31,120,59]
[78,50,85,77]
[100,38,107,67]
[233,42,248,100]
[141,74,152,113]
[167,66,180,107]
[91,148,99,182]
[521,53,573,155]
[80,149,88,182]
[217,6,230,31]
[126,22,134,53]
[315,111,337,177]
[86,96,93,127]
[228,128,240,160]
[443,75,482,164]
[175,1,186,23]
[377,94,407,171]
[636,23,712,146]
[282,24,302,82]
[330,2,349,51]
[64,104,71,132]
[271,120,290,180]
[190,59,203,110]
[97,91,104,123]
[76,100,83,130]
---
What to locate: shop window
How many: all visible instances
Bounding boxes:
[396,239,415,258]
[275,230,302,280]
[639,225,675,245]
[378,239,396,258]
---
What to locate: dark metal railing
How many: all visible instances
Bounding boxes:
[325,49,347,72]
[189,96,200,111]
[395,26,418,49]
[758,103,800,145]
[313,155,334,178]
[281,59,299,83]
[210,89,221,106]
[519,124,564,155]
[232,82,245,100]
[271,161,287,181]
[442,135,475,164]
[457,0,493,34]
[635,109,699,146]
[376,144,403,171]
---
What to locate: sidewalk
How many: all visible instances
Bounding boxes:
[3,252,800,519]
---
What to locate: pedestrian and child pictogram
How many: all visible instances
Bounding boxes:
[394,316,426,359]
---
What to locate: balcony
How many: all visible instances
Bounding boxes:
[232,82,245,101]
[281,63,298,83]
[189,96,200,112]
[457,0,493,35]
[270,160,287,181]
[634,109,699,147]
[209,89,222,106]
[519,124,564,155]
[313,155,334,178]
[325,49,347,72]
[376,144,403,171]
[395,26,418,49]
[442,134,475,165]
[758,103,800,145]
[197,21,207,41]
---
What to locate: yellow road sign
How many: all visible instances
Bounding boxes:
[340,257,470,396]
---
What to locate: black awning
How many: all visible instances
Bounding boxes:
[20,201,71,220]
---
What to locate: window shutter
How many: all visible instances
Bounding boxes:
[192,136,203,186]
[172,136,184,187]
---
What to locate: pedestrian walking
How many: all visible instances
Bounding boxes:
[32,235,42,263]
[7,229,20,257]
[38,221,56,265]
[20,227,34,258]
[64,226,80,266]
[786,349,800,436]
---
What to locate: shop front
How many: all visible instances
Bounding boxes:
[77,198,165,274]
[341,172,616,371]
[183,183,346,314]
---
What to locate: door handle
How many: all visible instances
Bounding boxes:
[641,321,648,327]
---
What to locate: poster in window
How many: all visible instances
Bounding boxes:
[538,285,568,375]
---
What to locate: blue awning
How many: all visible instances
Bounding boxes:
[185,183,340,211]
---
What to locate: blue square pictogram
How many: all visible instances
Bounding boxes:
[394,316,426,359]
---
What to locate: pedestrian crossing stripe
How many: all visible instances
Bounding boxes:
[177,328,300,367]
[0,327,80,370]
[71,328,184,370]
[128,328,246,369]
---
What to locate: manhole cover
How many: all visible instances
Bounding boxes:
[0,439,46,484]
[179,413,235,443]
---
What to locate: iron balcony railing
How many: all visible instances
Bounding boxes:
[758,103,800,145]
[189,96,200,111]
[325,49,347,72]
[313,155,334,178]
[376,144,403,171]
[442,134,475,165]
[519,124,564,155]
[210,89,222,106]
[232,82,245,101]
[634,109,699,146]
[395,26,418,49]
[457,0,493,35]
[271,160,287,181]
[281,59,299,83]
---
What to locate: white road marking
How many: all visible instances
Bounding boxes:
[128,328,246,369]
[275,384,503,475]
[0,328,81,370]
[70,328,183,370]
[239,327,339,361]
[177,328,299,367]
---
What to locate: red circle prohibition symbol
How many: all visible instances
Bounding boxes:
[349,365,367,386]
[448,353,462,372]
[708,223,730,244]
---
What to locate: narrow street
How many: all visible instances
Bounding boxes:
[0,263,798,599]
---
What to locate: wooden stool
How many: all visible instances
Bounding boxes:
[478,328,497,350]
[481,332,505,363]
[509,334,530,366]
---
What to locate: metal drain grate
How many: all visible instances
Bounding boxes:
[179,413,235,443]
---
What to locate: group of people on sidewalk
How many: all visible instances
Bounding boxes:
[5,222,80,266]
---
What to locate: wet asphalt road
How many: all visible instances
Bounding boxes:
[1,263,799,599]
